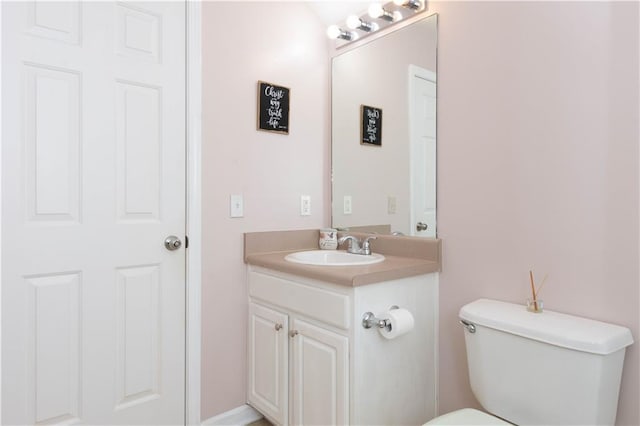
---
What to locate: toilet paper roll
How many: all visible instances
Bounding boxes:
[379,308,415,339]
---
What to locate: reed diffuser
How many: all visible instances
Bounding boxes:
[527,270,547,313]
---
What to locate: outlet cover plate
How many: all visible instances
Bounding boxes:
[300,195,311,216]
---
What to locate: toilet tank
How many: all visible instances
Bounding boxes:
[459,299,634,426]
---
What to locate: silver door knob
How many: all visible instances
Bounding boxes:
[416,222,428,232]
[164,235,182,251]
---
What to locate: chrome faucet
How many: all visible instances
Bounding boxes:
[338,235,377,255]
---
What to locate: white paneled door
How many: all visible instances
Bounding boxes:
[409,66,436,238]
[2,2,186,424]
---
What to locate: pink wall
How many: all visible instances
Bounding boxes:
[431,2,639,424]
[201,1,639,423]
[201,2,330,419]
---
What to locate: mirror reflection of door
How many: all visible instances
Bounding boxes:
[409,65,436,237]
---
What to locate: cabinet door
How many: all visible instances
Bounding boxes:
[291,318,349,426]
[248,303,289,425]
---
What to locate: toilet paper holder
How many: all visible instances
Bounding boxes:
[362,305,399,330]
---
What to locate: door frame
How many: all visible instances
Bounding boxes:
[186,1,202,424]
[0,2,203,424]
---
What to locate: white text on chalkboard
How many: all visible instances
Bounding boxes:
[360,104,382,146]
[258,81,290,134]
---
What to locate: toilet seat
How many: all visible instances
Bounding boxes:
[424,408,511,425]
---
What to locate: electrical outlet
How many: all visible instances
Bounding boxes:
[230,194,243,218]
[343,195,352,215]
[300,195,311,216]
[387,196,396,214]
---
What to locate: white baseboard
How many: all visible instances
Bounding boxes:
[201,404,263,426]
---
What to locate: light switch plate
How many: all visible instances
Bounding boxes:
[300,195,311,216]
[230,194,243,218]
[343,195,352,215]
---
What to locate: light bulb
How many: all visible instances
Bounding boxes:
[368,3,384,18]
[368,3,396,22]
[346,15,362,30]
[326,25,355,41]
[326,25,342,39]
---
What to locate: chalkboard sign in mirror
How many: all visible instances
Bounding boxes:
[257,81,290,134]
[360,105,382,146]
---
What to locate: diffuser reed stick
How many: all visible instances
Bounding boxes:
[529,270,538,312]
[535,274,548,299]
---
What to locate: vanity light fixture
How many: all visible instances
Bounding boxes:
[393,0,422,11]
[346,15,377,32]
[327,25,356,41]
[327,0,427,44]
[368,3,400,22]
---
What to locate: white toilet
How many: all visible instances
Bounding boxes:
[426,298,634,425]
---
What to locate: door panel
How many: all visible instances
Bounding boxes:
[2,2,186,424]
[248,303,289,425]
[115,264,161,409]
[24,64,82,223]
[115,81,163,222]
[26,272,82,424]
[291,319,348,426]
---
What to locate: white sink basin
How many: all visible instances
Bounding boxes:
[284,250,385,266]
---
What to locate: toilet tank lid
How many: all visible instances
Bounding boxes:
[459,299,634,355]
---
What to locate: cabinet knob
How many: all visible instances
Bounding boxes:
[275,323,283,331]
[289,330,299,338]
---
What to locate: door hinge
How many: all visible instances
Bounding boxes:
[185,235,189,249]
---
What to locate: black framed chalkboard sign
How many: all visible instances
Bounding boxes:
[257,81,290,134]
[360,104,382,146]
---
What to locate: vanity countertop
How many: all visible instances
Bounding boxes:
[244,229,441,287]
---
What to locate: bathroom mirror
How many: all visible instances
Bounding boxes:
[331,13,437,237]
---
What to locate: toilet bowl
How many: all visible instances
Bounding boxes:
[423,299,633,426]
[425,408,509,425]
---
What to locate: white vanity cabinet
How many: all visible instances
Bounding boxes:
[247,265,438,426]
[248,302,349,425]
[248,268,350,426]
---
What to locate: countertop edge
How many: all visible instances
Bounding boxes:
[245,250,440,287]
